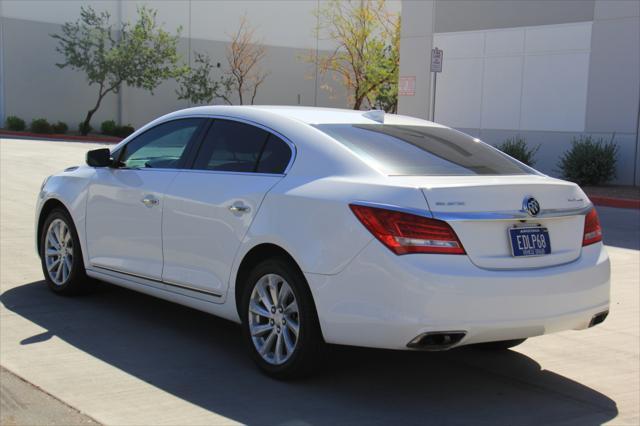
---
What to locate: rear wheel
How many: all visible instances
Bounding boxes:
[39,208,88,295]
[240,257,324,379]
[475,338,527,350]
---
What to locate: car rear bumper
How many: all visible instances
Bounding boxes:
[305,241,610,350]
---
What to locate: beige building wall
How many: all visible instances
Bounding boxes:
[0,0,400,129]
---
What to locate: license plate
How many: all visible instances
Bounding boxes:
[509,227,551,257]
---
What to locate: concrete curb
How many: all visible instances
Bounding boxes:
[0,130,121,144]
[590,196,640,210]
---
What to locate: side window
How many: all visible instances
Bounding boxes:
[119,118,203,169]
[194,120,291,174]
[256,134,292,174]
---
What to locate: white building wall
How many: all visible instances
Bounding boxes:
[433,22,593,132]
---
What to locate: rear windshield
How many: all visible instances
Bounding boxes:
[314,124,534,176]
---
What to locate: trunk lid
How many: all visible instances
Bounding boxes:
[391,175,590,269]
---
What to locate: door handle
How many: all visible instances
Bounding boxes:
[141,195,159,207]
[228,203,251,214]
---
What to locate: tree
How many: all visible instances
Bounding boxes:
[177,15,268,106]
[310,0,400,111]
[176,52,228,105]
[227,15,269,105]
[52,6,185,134]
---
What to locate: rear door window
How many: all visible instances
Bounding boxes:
[314,124,535,176]
[193,120,292,174]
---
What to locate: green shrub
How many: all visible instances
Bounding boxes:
[30,118,52,134]
[498,135,540,167]
[78,122,93,135]
[558,135,618,186]
[6,115,26,131]
[101,120,117,135]
[115,124,135,138]
[51,121,68,134]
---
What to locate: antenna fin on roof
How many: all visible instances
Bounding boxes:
[363,109,385,123]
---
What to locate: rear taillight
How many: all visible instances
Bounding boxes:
[349,204,465,255]
[582,208,603,246]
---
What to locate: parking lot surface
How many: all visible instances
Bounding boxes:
[1,138,639,425]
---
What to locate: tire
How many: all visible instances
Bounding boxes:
[39,208,89,295]
[240,257,325,379]
[474,338,527,350]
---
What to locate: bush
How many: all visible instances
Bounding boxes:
[115,124,135,138]
[558,135,618,186]
[101,120,117,135]
[6,115,26,131]
[498,135,540,167]
[51,121,68,134]
[30,118,52,134]
[78,122,93,135]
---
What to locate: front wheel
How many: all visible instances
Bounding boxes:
[39,208,88,295]
[240,258,324,379]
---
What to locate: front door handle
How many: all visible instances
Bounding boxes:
[228,203,251,214]
[141,195,159,207]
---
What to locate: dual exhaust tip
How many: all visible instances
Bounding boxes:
[408,310,609,350]
[407,331,467,351]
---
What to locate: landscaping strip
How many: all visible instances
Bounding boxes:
[589,196,640,210]
[0,130,121,144]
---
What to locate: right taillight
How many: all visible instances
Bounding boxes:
[349,204,465,255]
[582,208,603,246]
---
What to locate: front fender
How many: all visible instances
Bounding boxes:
[36,167,95,266]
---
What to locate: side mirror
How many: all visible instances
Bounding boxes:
[86,148,113,167]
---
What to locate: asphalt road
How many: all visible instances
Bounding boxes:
[1,138,639,425]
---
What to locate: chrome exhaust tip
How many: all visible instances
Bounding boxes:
[407,331,467,351]
[589,310,609,328]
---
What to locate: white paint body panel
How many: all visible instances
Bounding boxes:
[85,168,178,279]
[35,105,611,350]
[162,170,282,299]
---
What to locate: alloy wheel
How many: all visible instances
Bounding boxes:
[44,218,73,286]
[248,273,300,365]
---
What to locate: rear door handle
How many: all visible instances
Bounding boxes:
[228,203,251,214]
[141,195,159,207]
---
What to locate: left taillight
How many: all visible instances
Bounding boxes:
[349,204,466,255]
[582,208,603,246]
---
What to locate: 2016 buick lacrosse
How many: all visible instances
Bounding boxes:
[36,106,610,378]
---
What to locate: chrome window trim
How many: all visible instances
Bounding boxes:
[91,263,223,298]
[350,201,593,221]
[114,113,297,175]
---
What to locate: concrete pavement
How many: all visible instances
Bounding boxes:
[1,138,638,425]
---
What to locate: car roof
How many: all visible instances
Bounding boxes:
[166,105,446,127]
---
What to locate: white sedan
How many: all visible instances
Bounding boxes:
[36,106,610,379]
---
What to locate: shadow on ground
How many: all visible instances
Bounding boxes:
[598,206,640,250]
[1,281,617,425]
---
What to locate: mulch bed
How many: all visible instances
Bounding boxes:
[583,185,640,201]
[0,130,122,143]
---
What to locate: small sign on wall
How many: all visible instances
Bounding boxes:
[431,48,443,73]
[399,76,416,96]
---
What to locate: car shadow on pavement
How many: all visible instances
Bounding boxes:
[1,281,618,426]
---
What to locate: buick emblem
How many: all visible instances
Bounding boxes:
[523,196,541,217]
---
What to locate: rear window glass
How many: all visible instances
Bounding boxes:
[314,124,534,176]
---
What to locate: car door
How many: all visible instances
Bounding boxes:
[162,118,294,299]
[85,118,206,280]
